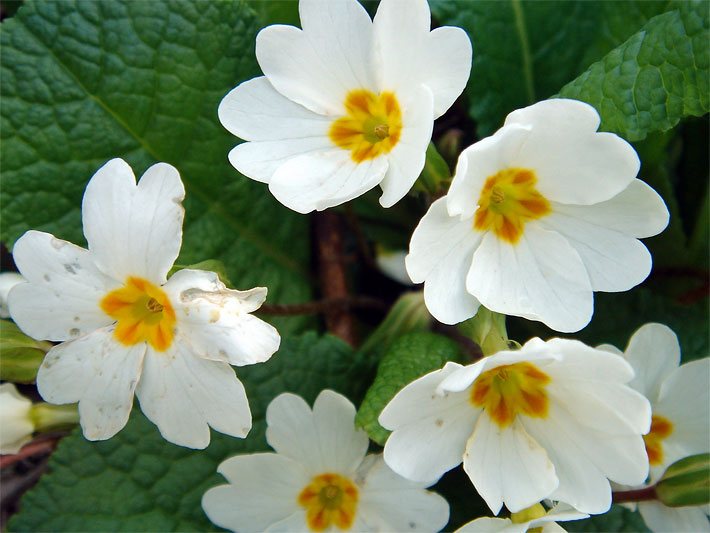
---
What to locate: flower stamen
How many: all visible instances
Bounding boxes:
[474,168,551,244]
[329,89,402,163]
[471,362,551,428]
[298,473,359,531]
[100,276,176,352]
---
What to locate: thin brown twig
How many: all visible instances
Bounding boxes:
[0,437,60,469]
[258,296,387,316]
[314,212,357,346]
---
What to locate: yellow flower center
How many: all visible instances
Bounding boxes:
[100,276,176,352]
[329,89,402,163]
[511,503,547,532]
[474,168,551,244]
[298,473,359,531]
[471,362,551,428]
[644,414,674,466]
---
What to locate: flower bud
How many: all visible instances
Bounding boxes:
[656,453,710,507]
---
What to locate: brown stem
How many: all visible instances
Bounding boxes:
[0,436,59,469]
[259,296,387,316]
[343,205,377,271]
[612,486,658,504]
[314,212,356,346]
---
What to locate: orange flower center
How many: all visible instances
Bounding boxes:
[471,362,551,428]
[474,168,551,244]
[298,473,359,531]
[644,414,674,466]
[329,89,402,163]
[100,276,176,352]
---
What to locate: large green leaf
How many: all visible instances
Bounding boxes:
[560,3,709,141]
[0,0,312,333]
[565,505,650,532]
[9,332,370,532]
[431,0,673,136]
[356,331,463,445]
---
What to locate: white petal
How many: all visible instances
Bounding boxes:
[508,100,639,205]
[456,517,523,533]
[36,326,145,441]
[218,77,330,141]
[464,416,558,514]
[638,501,710,533]
[418,26,473,118]
[266,390,369,475]
[202,453,307,532]
[623,323,680,401]
[542,210,652,292]
[524,412,615,514]
[378,85,434,208]
[256,0,376,116]
[358,455,450,532]
[82,159,185,284]
[380,363,480,483]
[655,358,710,461]
[467,226,593,333]
[373,0,471,117]
[375,250,413,285]
[505,98,601,131]
[0,383,34,454]
[553,179,669,239]
[164,269,279,366]
[135,344,251,449]
[373,0,429,97]
[543,338,635,384]
[534,504,589,526]
[0,272,25,319]
[269,150,388,213]
[406,198,482,324]
[538,401,649,486]
[447,125,532,219]
[228,137,334,184]
[9,231,116,341]
[548,381,651,436]
[265,511,309,533]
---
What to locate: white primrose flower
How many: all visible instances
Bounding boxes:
[7,159,280,449]
[456,503,588,533]
[0,272,25,318]
[0,383,34,454]
[406,99,669,332]
[218,0,472,214]
[202,390,449,532]
[379,337,652,515]
[600,323,710,533]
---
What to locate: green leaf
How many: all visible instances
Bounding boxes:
[559,3,709,141]
[355,331,462,446]
[9,332,370,532]
[565,505,650,533]
[0,0,312,334]
[0,319,50,383]
[431,0,673,136]
[413,143,451,196]
[246,0,300,27]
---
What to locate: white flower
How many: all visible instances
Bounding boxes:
[379,337,652,515]
[218,0,472,214]
[601,323,710,533]
[7,158,280,449]
[0,383,34,454]
[456,503,588,533]
[0,272,25,318]
[375,248,413,285]
[405,99,669,332]
[202,390,449,532]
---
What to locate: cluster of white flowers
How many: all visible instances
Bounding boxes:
[2,0,707,532]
